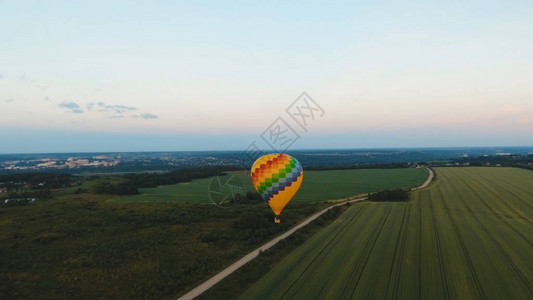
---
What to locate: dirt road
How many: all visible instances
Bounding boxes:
[411,167,434,190]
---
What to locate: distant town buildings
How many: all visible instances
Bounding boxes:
[2,156,121,171]
[0,152,236,172]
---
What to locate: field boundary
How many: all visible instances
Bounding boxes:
[177,167,433,300]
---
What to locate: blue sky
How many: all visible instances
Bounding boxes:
[1,1,532,153]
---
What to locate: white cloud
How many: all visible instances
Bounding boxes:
[59,102,84,114]
[140,113,158,119]
[96,102,137,113]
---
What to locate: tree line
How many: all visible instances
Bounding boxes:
[91,166,237,195]
[305,163,415,171]
[368,188,410,202]
[0,173,72,189]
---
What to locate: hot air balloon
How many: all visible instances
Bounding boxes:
[251,153,303,223]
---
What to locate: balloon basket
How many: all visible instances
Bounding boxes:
[274,217,281,224]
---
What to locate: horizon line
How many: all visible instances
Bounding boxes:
[1,145,532,156]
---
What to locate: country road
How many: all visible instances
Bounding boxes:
[178,167,434,300]
[411,167,434,190]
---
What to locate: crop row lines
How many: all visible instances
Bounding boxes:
[385,205,410,299]
[344,206,393,298]
[428,193,450,299]
[436,186,487,300]
[448,171,533,295]
[455,169,533,246]
[279,204,368,298]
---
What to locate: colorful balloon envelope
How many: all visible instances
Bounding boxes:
[251,153,303,222]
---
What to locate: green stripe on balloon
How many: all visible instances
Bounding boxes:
[256,166,296,198]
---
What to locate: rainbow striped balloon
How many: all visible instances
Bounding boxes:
[251,153,303,218]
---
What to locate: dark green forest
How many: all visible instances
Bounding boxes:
[0,197,328,299]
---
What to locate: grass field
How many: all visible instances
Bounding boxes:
[113,168,428,203]
[240,167,533,299]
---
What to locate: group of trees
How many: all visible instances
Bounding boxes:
[91,181,139,195]
[122,167,228,188]
[91,167,234,195]
[238,192,263,204]
[305,163,413,171]
[1,189,52,207]
[0,173,72,190]
[368,188,409,202]
[453,154,533,171]
[0,173,67,206]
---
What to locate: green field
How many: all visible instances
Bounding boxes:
[240,167,533,299]
[113,168,428,203]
